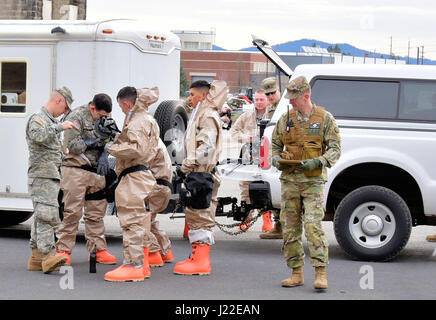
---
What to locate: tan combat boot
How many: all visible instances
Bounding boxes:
[281,267,304,287]
[259,221,282,239]
[28,248,43,271]
[41,250,68,273]
[314,267,328,290]
[426,234,436,242]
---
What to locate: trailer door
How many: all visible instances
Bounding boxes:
[0,44,53,212]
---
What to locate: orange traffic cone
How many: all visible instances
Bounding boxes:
[149,251,164,267]
[183,219,189,239]
[262,211,274,232]
[173,244,211,275]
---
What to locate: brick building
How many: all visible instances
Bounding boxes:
[0,0,86,20]
[181,50,277,94]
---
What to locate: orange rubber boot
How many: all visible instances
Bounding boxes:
[142,247,151,278]
[262,211,274,232]
[183,219,189,239]
[173,244,211,275]
[55,251,71,265]
[162,250,174,263]
[95,250,117,265]
[104,265,145,282]
[149,251,164,267]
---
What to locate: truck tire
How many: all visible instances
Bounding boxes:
[154,100,187,165]
[0,211,33,228]
[333,185,412,261]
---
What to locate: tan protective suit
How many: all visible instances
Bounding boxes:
[182,80,228,244]
[231,108,269,205]
[108,87,159,264]
[56,106,108,254]
[146,136,173,255]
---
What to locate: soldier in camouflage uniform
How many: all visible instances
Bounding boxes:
[271,76,341,290]
[55,94,117,265]
[260,77,283,239]
[26,87,75,273]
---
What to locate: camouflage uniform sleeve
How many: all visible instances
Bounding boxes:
[64,113,86,155]
[271,113,286,158]
[319,111,341,168]
[27,115,64,144]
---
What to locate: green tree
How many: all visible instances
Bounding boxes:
[180,63,190,97]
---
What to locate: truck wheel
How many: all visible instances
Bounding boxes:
[154,100,187,165]
[333,185,412,261]
[0,211,33,228]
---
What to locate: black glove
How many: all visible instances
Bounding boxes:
[176,165,186,181]
[94,116,120,140]
[84,138,103,150]
[97,150,110,176]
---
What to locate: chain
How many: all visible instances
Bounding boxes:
[215,209,269,236]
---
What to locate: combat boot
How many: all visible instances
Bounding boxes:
[314,267,328,290]
[281,267,304,287]
[95,250,117,265]
[149,251,164,267]
[28,248,43,271]
[183,220,189,239]
[426,234,436,242]
[104,264,146,282]
[142,247,151,278]
[173,244,211,275]
[162,249,174,263]
[55,251,71,265]
[41,250,68,273]
[259,220,282,239]
[261,211,273,232]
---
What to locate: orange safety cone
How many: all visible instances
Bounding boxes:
[173,244,211,275]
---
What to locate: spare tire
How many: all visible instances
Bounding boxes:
[154,100,188,165]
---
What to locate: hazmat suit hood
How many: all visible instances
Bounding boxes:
[203,80,228,112]
[134,87,159,112]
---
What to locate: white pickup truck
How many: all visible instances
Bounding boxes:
[218,37,436,261]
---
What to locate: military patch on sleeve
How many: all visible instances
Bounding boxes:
[72,121,81,130]
[33,118,45,126]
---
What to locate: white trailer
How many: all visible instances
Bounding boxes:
[0,19,187,226]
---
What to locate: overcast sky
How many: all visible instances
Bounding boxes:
[87,0,436,60]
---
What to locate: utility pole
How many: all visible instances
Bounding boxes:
[407,40,410,65]
[390,36,393,57]
[417,47,420,65]
[421,46,424,65]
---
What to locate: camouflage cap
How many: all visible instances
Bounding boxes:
[56,86,73,109]
[285,76,311,99]
[261,77,278,94]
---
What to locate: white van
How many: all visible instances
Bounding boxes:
[0,19,187,226]
[219,38,436,261]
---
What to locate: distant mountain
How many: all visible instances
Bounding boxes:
[231,38,436,65]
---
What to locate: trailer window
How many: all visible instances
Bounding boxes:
[398,80,436,121]
[1,62,27,114]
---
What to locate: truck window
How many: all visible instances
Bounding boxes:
[311,79,399,120]
[0,61,27,114]
[398,80,436,122]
